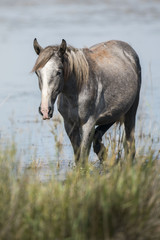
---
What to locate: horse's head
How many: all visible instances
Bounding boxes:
[33,38,67,120]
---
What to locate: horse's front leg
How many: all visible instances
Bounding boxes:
[64,121,81,162]
[79,119,95,164]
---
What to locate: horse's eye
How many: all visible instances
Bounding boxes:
[56,71,61,76]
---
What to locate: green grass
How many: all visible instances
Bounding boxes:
[0,141,160,240]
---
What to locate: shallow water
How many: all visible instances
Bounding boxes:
[0,0,160,178]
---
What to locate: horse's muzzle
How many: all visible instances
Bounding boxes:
[39,106,53,120]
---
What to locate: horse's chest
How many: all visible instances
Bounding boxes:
[57,94,79,123]
[58,92,95,124]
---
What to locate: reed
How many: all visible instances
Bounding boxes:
[0,136,159,240]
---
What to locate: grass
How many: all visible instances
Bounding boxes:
[0,136,160,240]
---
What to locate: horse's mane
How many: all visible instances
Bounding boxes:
[32,45,89,89]
[32,46,58,72]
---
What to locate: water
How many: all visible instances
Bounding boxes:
[0,0,160,178]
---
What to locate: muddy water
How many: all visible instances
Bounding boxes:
[0,0,160,178]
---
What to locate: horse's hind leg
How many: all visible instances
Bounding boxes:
[124,94,140,159]
[93,122,115,161]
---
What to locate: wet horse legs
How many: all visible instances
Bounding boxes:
[124,94,140,159]
[93,122,115,161]
[64,121,81,162]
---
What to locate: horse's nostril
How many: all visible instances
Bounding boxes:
[39,106,43,116]
[48,106,53,118]
[48,106,52,114]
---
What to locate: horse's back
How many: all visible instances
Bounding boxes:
[89,40,140,69]
[90,40,138,56]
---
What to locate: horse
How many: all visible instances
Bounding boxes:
[32,38,141,164]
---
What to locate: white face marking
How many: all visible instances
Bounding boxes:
[40,59,56,94]
[39,58,58,112]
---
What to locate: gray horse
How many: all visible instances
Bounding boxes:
[32,38,141,163]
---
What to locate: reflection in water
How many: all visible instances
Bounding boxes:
[0,0,160,177]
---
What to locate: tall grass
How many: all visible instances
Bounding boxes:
[0,139,160,240]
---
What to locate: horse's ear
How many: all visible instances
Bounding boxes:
[33,38,43,55]
[58,39,67,57]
